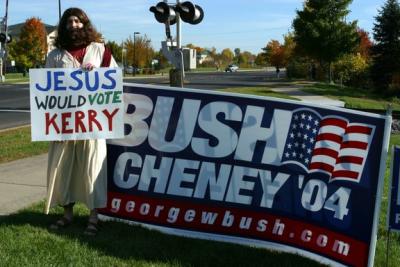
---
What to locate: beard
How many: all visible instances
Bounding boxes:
[65,28,88,48]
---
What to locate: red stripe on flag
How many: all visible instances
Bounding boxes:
[309,162,334,173]
[341,141,368,150]
[337,156,363,164]
[320,118,347,129]
[316,133,342,143]
[345,125,372,134]
[331,170,359,180]
[312,148,339,158]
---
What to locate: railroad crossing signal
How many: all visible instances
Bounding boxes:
[0,32,12,44]
[149,1,204,25]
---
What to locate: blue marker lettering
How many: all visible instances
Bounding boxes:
[54,71,67,91]
[69,70,83,90]
[35,71,52,91]
[85,71,99,91]
[101,69,117,90]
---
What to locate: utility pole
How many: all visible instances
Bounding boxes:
[133,31,140,76]
[170,0,184,87]
[0,0,10,82]
[58,0,62,20]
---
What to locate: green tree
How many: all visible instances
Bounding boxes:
[8,17,47,73]
[234,48,241,65]
[241,51,254,67]
[292,0,359,83]
[371,0,400,93]
[106,41,122,63]
[208,47,220,68]
[283,33,296,64]
[220,48,234,65]
[153,50,169,70]
[334,53,369,87]
[124,35,154,68]
[254,53,266,66]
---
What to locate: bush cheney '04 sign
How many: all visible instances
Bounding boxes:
[388,146,400,231]
[29,68,124,141]
[100,84,391,267]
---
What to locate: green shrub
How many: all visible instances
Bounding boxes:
[333,53,371,88]
[286,58,309,79]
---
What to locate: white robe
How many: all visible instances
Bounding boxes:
[44,42,118,214]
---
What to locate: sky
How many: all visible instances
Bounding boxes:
[0,0,386,54]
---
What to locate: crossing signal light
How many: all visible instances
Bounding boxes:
[0,33,12,44]
[150,1,204,25]
[176,1,204,25]
[149,2,177,25]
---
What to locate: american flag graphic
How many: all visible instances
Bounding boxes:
[281,108,375,183]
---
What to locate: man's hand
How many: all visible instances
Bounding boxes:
[82,63,95,71]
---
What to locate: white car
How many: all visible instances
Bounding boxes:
[225,64,239,72]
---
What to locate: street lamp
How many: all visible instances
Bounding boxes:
[145,40,151,69]
[121,42,127,74]
[133,31,140,76]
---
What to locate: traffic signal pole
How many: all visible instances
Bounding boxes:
[0,0,10,82]
[171,0,184,87]
[150,1,203,88]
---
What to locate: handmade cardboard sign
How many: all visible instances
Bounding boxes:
[29,68,124,141]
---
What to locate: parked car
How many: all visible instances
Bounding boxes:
[225,64,239,72]
[125,66,141,74]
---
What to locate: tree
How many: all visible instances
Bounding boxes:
[220,48,234,65]
[124,35,154,69]
[254,53,267,66]
[185,43,204,55]
[262,40,285,69]
[234,48,241,65]
[241,51,255,67]
[106,41,122,63]
[357,28,373,60]
[208,47,220,68]
[8,17,47,73]
[153,50,169,70]
[371,0,400,93]
[283,33,296,64]
[292,0,359,83]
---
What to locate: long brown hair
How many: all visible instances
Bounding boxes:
[54,7,102,49]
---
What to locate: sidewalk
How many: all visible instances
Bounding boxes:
[0,154,47,215]
[269,84,345,107]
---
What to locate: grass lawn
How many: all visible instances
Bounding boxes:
[0,202,323,267]
[302,83,400,111]
[0,126,48,164]
[4,73,29,83]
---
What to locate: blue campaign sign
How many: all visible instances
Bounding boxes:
[388,146,400,231]
[100,84,391,267]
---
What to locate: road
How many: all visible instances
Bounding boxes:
[0,69,282,130]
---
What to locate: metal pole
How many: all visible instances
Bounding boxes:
[176,0,181,49]
[58,0,61,20]
[133,34,136,76]
[4,0,8,32]
[0,0,9,82]
[133,32,140,76]
[176,0,184,86]
[121,41,124,74]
